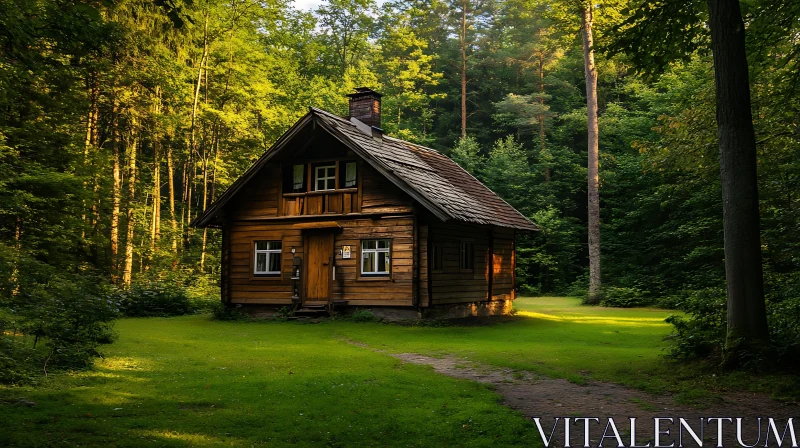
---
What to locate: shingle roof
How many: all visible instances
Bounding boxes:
[191,108,538,231]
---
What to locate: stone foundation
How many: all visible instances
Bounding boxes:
[229,300,514,320]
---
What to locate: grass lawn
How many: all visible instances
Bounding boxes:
[1,297,794,447]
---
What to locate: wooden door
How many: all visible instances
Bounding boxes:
[305,231,334,303]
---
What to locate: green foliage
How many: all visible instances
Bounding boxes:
[447,136,484,176]
[0,264,119,382]
[347,309,380,322]
[210,302,249,321]
[115,282,192,318]
[598,286,651,308]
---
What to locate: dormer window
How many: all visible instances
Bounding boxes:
[314,164,336,191]
[343,161,357,188]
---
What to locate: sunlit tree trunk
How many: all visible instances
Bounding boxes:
[581,3,601,303]
[151,139,161,252]
[167,142,178,253]
[459,0,468,138]
[110,100,122,282]
[706,0,770,361]
[538,54,550,182]
[150,87,162,253]
[122,117,138,287]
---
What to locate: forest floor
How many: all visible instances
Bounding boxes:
[1,298,797,447]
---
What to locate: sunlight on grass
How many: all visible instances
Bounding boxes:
[516,310,669,326]
[137,430,232,446]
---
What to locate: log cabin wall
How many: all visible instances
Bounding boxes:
[225,217,415,306]
[490,227,516,301]
[428,222,491,305]
[330,217,414,306]
[427,222,516,305]
[228,221,302,305]
[361,164,414,214]
[230,164,281,219]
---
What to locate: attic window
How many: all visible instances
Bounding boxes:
[292,165,304,190]
[343,161,357,188]
[314,164,336,191]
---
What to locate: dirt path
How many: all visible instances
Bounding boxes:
[390,353,799,447]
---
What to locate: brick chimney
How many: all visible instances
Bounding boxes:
[347,87,382,129]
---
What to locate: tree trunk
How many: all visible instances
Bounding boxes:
[122,118,138,287]
[460,0,468,138]
[151,139,161,252]
[167,142,178,253]
[581,4,602,304]
[110,101,122,282]
[539,55,550,182]
[706,0,770,360]
[11,216,21,296]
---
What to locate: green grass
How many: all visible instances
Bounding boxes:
[1,297,797,447]
[0,316,539,447]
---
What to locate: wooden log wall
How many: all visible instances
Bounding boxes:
[331,217,414,306]
[427,223,516,305]
[361,164,414,214]
[490,227,515,301]
[228,221,301,304]
[428,222,490,305]
[231,165,280,219]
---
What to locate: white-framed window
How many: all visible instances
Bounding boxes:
[314,164,336,191]
[460,241,474,271]
[361,239,390,275]
[254,241,282,275]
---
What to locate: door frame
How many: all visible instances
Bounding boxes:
[302,229,335,305]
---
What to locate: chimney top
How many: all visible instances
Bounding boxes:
[347,87,383,99]
[347,87,382,129]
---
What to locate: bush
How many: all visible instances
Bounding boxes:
[1,269,119,382]
[664,288,727,361]
[116,282,191,317]
[348,309,379,323]
[210,302,249,321]
[599,286,652,308]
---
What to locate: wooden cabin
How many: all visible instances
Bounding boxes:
[191,88,538,318]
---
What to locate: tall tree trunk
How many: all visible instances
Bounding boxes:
[539,55,550,182]
[460,0,468,137]
[81,76,98,239]
[110,101,122,282]
[11,216,21,296]
[185,14,208,247]
[581,4,601,304]
[707,0,770,360]
[167,142,178,253]
[122,118,138,287]
[151,139,161,252]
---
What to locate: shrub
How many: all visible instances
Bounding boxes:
[1,270,119,382]
[599,286,651,308]
[116,282,191,317]
[211,302,248,321]
[664,288,727,361]
[190,296,220,314]
[348,309,379,323]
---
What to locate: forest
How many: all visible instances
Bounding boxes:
[0,0,799,380]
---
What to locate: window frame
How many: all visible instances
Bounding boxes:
[431,243,443,273]
[252,239,283,278]
[360,238,392,278]
[313,164,337,191]
[341,161,358,188]
[459,240,475,273]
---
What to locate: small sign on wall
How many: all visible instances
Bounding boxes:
[342,245,351,259]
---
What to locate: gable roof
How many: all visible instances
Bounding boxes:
[191,107,538,231]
